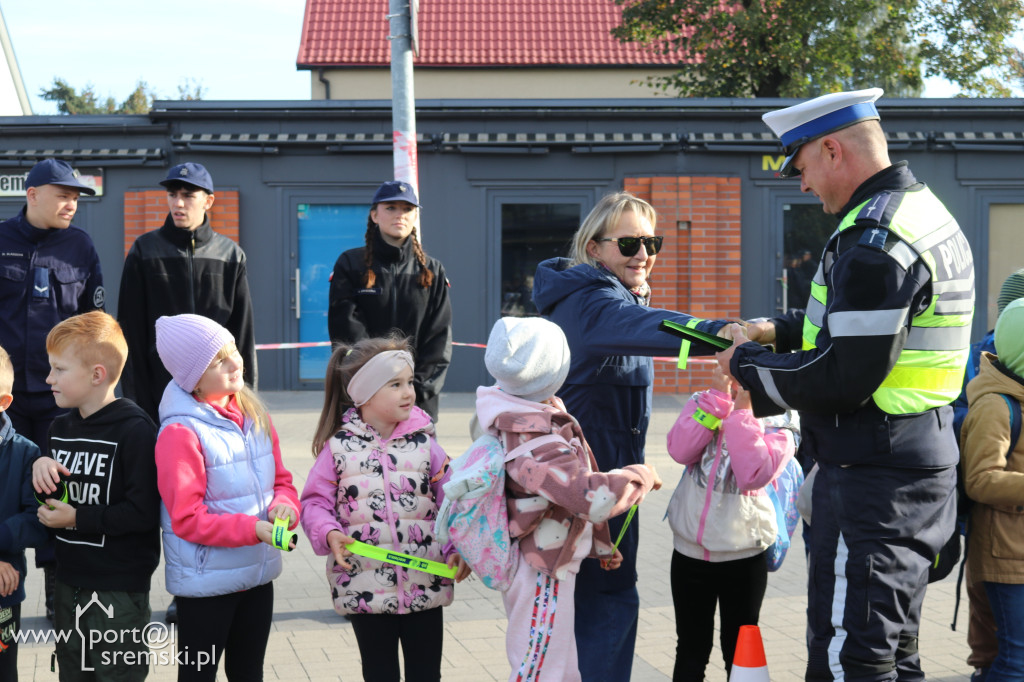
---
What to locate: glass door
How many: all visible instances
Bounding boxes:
[780,202,834,313]
[499,202,581,317]
[297,203,368,382]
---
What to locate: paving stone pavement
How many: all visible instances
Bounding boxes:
[16,392,974,681]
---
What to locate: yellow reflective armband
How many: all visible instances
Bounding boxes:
[692,408,722,430]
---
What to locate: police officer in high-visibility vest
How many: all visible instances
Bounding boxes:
[718,89,975,681]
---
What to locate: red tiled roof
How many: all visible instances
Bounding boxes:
[297,0,677,68]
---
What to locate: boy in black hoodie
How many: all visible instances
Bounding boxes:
[0,344,49,681]
[32,312,159,681]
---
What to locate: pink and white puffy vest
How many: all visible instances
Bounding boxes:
[326,410,453,615]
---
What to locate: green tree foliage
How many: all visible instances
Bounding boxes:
[40,78,154,114]
[612,0,1024,97]
[39,77,205,114]
[39,78,110,114]
[118,82,154,114]
[176,78,206,101]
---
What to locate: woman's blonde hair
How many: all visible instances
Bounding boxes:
[195,344,270,434]
[311,333,414,457]
[569,192,657,268]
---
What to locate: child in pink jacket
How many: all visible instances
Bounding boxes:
[300,335,469,682]
[478,317,661,682]
[666,363,797,680]
[153,314,300,681]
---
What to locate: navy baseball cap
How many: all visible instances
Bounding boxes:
[371,181,420,207]
[160,163,214,193]
[25,159,96,196]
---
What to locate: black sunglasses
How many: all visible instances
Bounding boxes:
[596,235,664,257]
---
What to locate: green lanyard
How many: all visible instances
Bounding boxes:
[347,540,457,579]
[612,505,638,550]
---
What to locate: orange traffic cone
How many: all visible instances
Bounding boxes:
[729,625,770,681]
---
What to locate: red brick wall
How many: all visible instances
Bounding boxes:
[123,190,241,257]
[624,176,742,394]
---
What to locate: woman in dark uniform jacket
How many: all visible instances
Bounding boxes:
[327,181,452,421]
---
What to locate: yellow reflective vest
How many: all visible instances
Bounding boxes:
[802,187,974,415]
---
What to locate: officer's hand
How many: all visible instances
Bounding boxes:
[716,324,749,381]
[744,319,776,345]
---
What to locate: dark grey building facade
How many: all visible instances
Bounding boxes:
[1,98,1021,393]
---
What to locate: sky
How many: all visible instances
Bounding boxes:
[2,0,311,114]
[0,0,988,114]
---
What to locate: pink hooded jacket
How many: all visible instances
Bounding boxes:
[666,388,796,562]
[476,385,657,579]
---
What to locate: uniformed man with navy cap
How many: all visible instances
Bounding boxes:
[718,90,975,680]
[0,158,104,448]
[0,158,104,621]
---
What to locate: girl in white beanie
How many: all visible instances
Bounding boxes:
[477,316,662,682]
[154,313,300,681]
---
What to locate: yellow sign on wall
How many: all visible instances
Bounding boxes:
[762,155,785,172]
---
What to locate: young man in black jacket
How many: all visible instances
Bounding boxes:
[117,162,256,625]
[117,163,256,423]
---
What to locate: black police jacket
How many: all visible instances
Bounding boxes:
[118,214,256,421]
[327,232,452,421]
[0,209,104,394]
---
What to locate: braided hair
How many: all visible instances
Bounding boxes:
[311,332,413,457]
[362,209,435,289]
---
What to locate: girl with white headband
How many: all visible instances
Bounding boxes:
[301,334,470,682]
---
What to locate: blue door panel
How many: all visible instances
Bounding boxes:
[298,203,366,381]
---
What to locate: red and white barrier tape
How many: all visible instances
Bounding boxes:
[254,340,715,363]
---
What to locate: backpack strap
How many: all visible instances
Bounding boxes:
[1000,393,1022,454]
[952,392,1022,630]
[503,433,565,463]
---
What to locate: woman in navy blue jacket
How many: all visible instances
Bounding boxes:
[532,192,724,681]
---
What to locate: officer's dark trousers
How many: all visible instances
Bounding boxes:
[806,462,955,682]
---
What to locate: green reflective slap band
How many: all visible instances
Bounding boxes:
[692,408,722,430]
[612,505,638,551]
[272,516,299,552]
[677,338,691,369]
[34,480,69,510]
[347,540,457,579]
[659,319,732,352]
